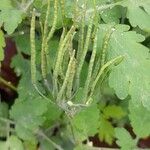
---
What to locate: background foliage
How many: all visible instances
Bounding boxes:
[0,0,150,149]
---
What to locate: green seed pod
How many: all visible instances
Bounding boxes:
[66,57,76,99]
[53,25,76,95]
[57,50,76,102]
[76,15,94,88]
[90,55,124,97]
[41,0,50,79]
[92,26,115,80]
[83,27,98,102]
[46,0,58,44]
[30,9,36,84]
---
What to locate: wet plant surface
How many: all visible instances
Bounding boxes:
[0,0,150,149]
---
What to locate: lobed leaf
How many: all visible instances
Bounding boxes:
[98,24,150,110]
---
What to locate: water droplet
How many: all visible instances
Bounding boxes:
[111,28,115,31]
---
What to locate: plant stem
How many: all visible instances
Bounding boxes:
[0,76,17,92]
[0,117,15,124]
[38,130,64,150]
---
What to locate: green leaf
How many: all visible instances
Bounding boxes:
[0,135,24,150]
[129,102,150,138]
[0,9,23,34]
[43,103,61,127]
[98,24,150,110]
[39,139,55,150]
[10,83,49,141]
[7,136,24,150]
[0,142,7,150]
[0,102,9,137]
[11,54,30,76]
[103,105,126,120]
[24,141,37,150]
[71,104,99,141]
[14,35,42,56]
[15,124,36,142]
[0,102,9,118]
[101,6,122,24]
[120,0,150,31]
[115,128,137,150]
[0,30,5,67]
[0,0,12,10]
[10,97,48,131]
[99,117,114,145]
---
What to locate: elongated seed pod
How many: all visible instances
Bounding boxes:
[92,27,115,80]
[59,27,66,47]
[89,55,124,97]
[46,0,58,44]
[30,9,36,83]
[66,57,76,99]
[30,9,55,105]
[53,25,76,94]
[83,28,98,101]
[101,27,115,66]
[73,0,79,25]
[76,15,94,87]
[61,31,76,77]
[77,4,86,63]
[56,50,76,101]
[41,0,50,79]
[44,0,58,71]
[39,21,44,38]
[60,0,65,25]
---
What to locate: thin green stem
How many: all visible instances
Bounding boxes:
[0,117,15,125]
[0,76,17,92]
[38,130,64,150]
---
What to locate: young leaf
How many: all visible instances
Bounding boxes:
[99,117,114,145]
[98,24,150,110]
[115,127,137,150]
[103,105,126,120]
